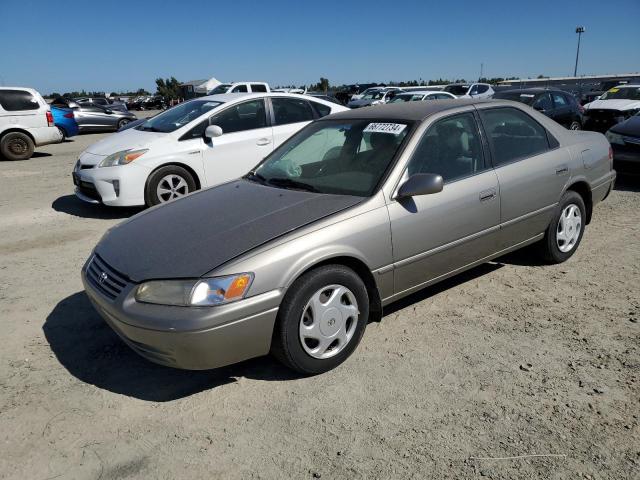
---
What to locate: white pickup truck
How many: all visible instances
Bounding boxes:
[207,82,270,95]
[0,87,62,160]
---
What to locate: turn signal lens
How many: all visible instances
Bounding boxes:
[190,274,254,306]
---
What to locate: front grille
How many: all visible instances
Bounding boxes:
[86,254,128,300]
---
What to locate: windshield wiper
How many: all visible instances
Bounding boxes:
[244,171,268,185]
[266,177,320,193]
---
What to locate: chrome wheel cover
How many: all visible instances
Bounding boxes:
[156,174,189,202]
[299,284,359,359]
[557,203,582,253]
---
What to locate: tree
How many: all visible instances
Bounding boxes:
[155,77,181,100]
[310,77,330,93]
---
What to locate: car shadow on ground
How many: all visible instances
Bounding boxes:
[614,174,639,192]
[44,292,301,402]
[32,152,53,158]
[46,263,505,402]
[52,195,143,220]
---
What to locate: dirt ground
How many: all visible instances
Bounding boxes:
[0,121,638,480]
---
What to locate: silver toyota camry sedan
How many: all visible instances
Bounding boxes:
[82,99,616,375]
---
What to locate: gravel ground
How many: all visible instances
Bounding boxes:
[0,120,638,479]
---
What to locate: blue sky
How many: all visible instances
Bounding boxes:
[1,0,638,94]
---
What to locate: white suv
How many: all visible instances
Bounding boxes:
[443,83,494,99]
[207,82,270,94]
[73,93,347,207]
[0,87,62,160]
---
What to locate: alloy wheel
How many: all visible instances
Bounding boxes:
[299,284,359,359]
[156,174,189,202]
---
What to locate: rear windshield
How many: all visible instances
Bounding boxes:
[136,100,223,133]
[0,90,40,111]
[444,85,470,96]
[208,84,232,95]
[599,87,640,101]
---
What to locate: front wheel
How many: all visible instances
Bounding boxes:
[538,190,586,263]
[117,119,130,130]
[569,121,581,130]
[271,265,369,375]
[0,132,35,161]
[145,165,196,206]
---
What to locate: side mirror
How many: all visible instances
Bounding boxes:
[205,125,223,139]
[397,173,443,198]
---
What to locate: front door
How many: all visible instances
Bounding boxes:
[269,97,316,148]
[388,111,501,295]
[202,99,273,187]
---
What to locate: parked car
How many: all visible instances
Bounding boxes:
[443,83,494,99]
[348,88,404,108]
[305,93,344,105]
[72,104,136,133]
[0,87,62,160]
[334,83,381,104]
[583,85,640,132]
[207,82,270,94]
[493,88,584,130]
[72,93,347,206]
[50,105,79,140]
[82,99,615,374]
[75,97,129,113]
[388,91,456,103]
[606,111,640,175]
[127,96,166,111]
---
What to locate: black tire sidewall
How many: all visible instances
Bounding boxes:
[1,132,35,161]
[273,265,369,375]
[117,119,129,130]
[569,121,581,130]
[544,191,586,263]
[145,165,196,207]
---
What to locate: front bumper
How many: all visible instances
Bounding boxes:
[612,142,640,175]
[73,157,149,206]
[81,257,282,370]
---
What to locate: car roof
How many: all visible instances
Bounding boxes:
[496,88,565,94]
[199,92,339,104]
[327,98,486,121]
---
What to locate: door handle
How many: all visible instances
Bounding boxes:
[556,165,569,175]
[256,138,271,146]
[479,188,497,202]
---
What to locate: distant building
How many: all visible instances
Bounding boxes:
[179,77,221,99]
[498,73,640,94]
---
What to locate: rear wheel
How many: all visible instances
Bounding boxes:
[0,132,34,161]
[57,127,67,141]
[117,118,130,130]
[569,121,581,130]
[145,165,196,206]
[271,265,369,375]
[538,190,586,263]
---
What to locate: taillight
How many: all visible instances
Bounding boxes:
[63,112,74,118]
[609,146,614,168]
[46,110,54,127]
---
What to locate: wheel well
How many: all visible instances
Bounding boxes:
[566,181,592,224]
[296,256,383,323]
[148,162,202,190]
[0,128,35,144]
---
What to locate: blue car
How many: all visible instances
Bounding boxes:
[50,105,79,140]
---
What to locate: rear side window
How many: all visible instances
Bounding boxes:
[477,85,489,94]
[272,98,315,125]
[480,107,550,166]
[210,99,267,134]
[310,101,331,118]
[532,93,553,111]
[250,84,268,93]
[230,85,248,93]
[0,90,40,111]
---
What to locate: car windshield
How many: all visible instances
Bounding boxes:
[389,94,413,103]
[362,91,384,100]
[136,100,223,133]
[444,85,470,96]
[249,119,411,197]
[494,91,536,105]
[599,87,640,101]
[208,84,232,95]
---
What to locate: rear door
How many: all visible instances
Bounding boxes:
[550,92,573,128]
[75,105,114,129]
[269,97,316,147]
[477,106,568,249]
[202,98,273,187]
[388,111,501,294]
[0,89,45,130]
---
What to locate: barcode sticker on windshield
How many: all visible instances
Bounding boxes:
[363,123,407,135]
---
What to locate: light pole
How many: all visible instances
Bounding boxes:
[574,26,585,77]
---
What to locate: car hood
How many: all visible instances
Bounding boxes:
[610,115,640,137]
[94,179,364,282]
[84,128,167,158]
[584,99,640,111]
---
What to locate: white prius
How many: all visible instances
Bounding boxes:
[73,93,347,207]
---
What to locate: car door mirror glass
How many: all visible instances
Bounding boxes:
[397,173,443,198]
[205,125,223,139]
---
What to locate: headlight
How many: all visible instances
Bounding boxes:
[98,149,148,168]
[135,273,253,306]
[605,130,624,145]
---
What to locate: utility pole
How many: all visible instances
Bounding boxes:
[479,63,484,81]
[574,26,585,77]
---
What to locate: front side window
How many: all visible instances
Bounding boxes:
[210,99,267,134]
[230,85,248,93]
[252,120,410,196]
[272,98,314,125]
[533,93,553,111]
[136,99,223,133]
[0,90,39,111]
[444,85,470,96]
[480,107,550,167]
[407,112,485,182]
[552,93,568,107]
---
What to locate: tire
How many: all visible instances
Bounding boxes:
[117,119,130,130]
[57,127,67,142]
[538,190,586,264]
[0,132,35,161]
[271,265,369,375]
[145,165,196,206]
[569,121,581,130]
